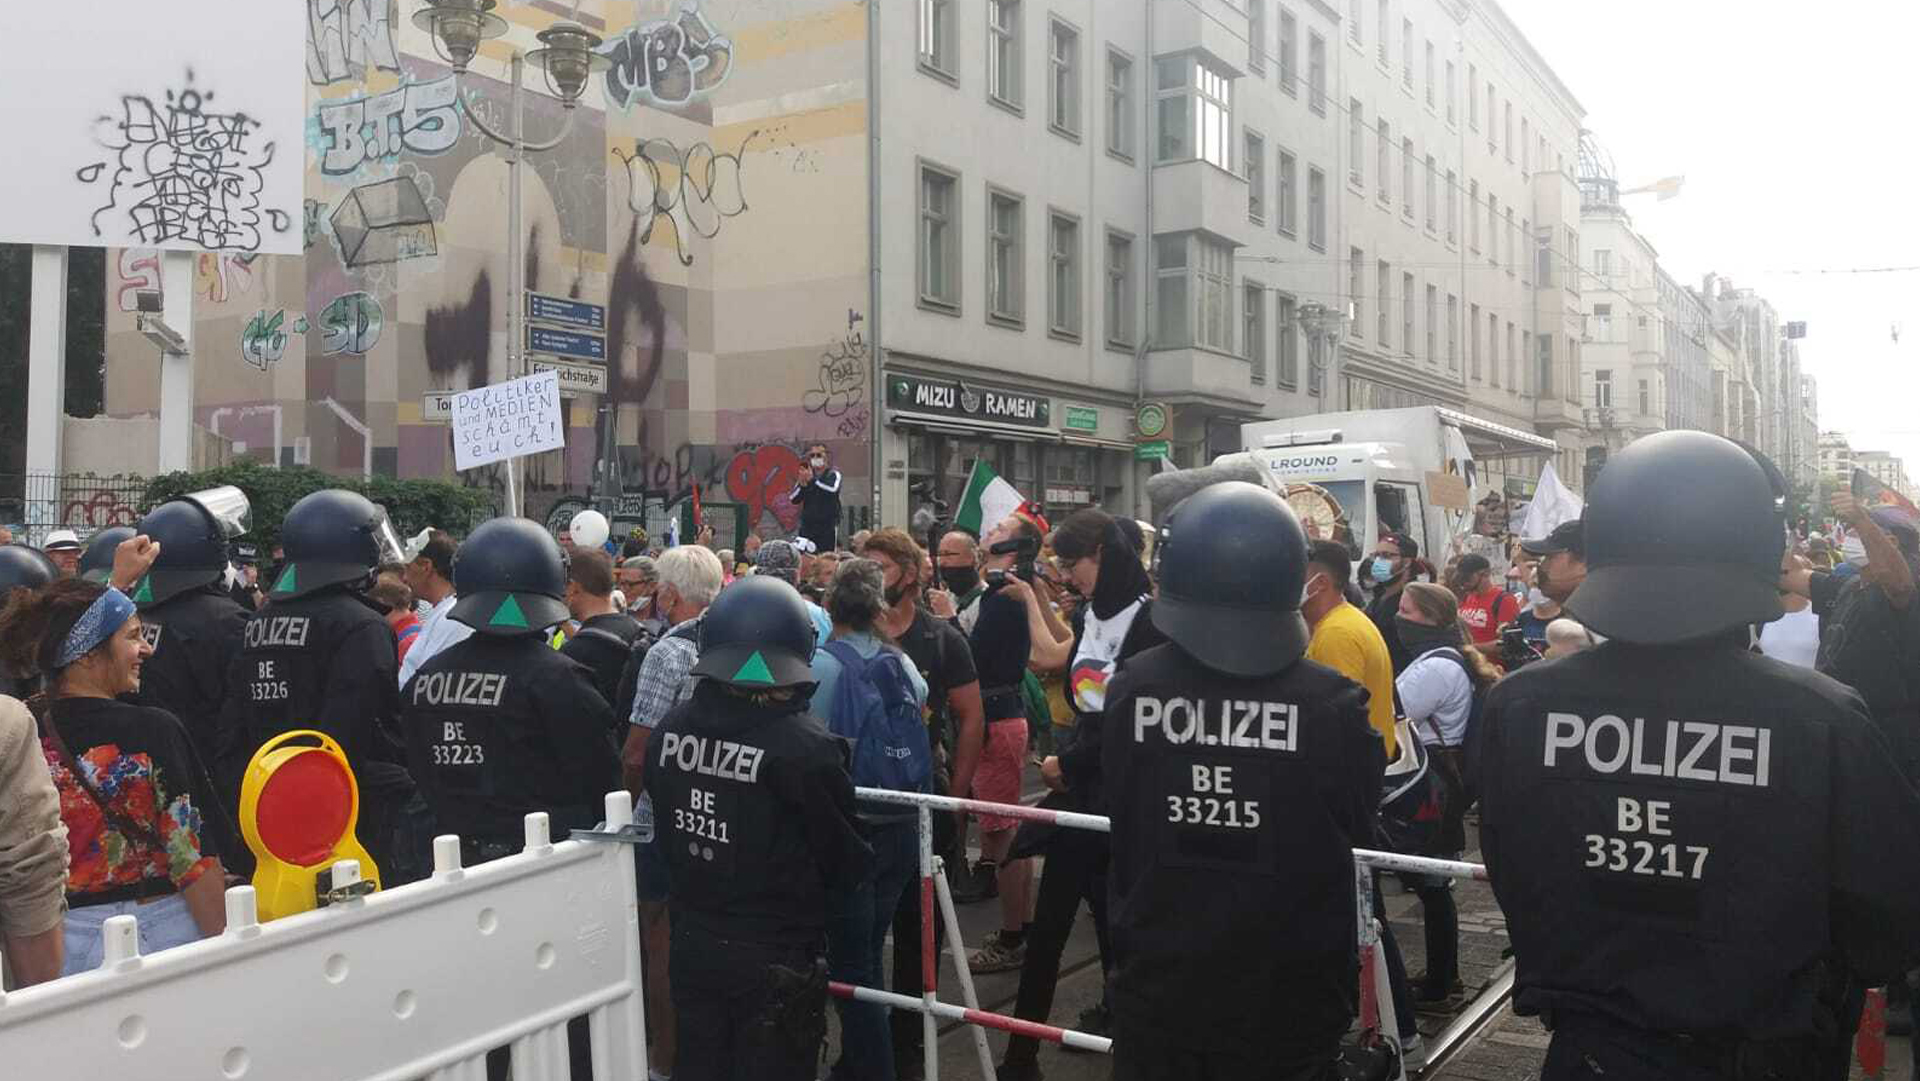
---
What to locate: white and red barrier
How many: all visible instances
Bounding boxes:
[0,793,648,1081]
[849,786,1483,1081]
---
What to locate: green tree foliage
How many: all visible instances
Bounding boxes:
[142,459,495,553]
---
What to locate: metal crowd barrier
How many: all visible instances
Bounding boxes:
[0,793,649,1081]
[847,787,1488,1081]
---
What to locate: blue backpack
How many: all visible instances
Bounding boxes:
[820,640,934,793]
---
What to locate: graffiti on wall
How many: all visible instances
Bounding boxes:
[725,443,805,532]
[614,135,753,267]
[424,271,494,384]
[805,310,868,420]
[113,249,159,312]
[79,75,288,251]
[115,248,260,311]
[329,171,441,267]
[317,291,383,355]
[315,76,461,176]
[596,2,734,111]
[306,0,400,86]
[241,309,309,370]
[610,440,807,534]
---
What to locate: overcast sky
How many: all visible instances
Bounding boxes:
[1505,0,1920,472]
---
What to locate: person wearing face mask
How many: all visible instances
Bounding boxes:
[1519,518,1588,606]
[1394,582,1502,1016]
[1364,533,1423,672]
[927,531,986,633]
[0,580,231,975]
[791,442,844,555]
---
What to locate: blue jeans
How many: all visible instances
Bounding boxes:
[827,820,918,1081]
[63,894,200,976]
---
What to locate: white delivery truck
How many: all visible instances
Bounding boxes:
[1219,406,1558,579]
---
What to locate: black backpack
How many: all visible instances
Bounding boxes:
[612,620,694,729]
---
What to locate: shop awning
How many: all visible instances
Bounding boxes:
[1436,408,1558,457]
[890,413,1052,441]
[1061,433,1135,451]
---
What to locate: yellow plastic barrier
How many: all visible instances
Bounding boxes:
[238,730,380,921]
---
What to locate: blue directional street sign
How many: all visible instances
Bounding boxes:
[527,324,606,363]
[527,291,607,333]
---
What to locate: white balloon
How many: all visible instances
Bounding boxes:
[569,509,610,549]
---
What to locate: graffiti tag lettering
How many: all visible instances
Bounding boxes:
[614,135,753,267]
[805,310,868,418]
[318,292,384,355]
[597,2,734,110]
[330,173,440,267]
[80,75,282,252]
[242,310,309,371]
[114,249,160,312]
[306,0,400,86]
[316,76,461,176]
[725,444,804,532]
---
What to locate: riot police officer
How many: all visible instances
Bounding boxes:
[401,517,618,860]
[129,489,251,767]
[1103,482,1381,1081]
[76,527,136,584]
[1477,430,1920,1080]
[645,575,869,1081]
[219,489,411,870]
[0,545,62,698]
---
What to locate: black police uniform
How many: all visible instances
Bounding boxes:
[644,575,870,1081]
[0,545,59,699]
[402,635,618,854]
[558,611,642,719]
[1479,431,1920,1081]
[134,585,249,766]
[1103,482,1381,1081]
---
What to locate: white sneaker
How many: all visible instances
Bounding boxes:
[1399,1032,1426,1073]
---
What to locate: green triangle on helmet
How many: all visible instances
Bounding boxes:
[732,651,777,685]
[272,564,298,594]
[490,594,531,629]
[131,576,154,604]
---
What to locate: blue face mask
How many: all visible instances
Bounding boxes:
[1369,556,1396,583]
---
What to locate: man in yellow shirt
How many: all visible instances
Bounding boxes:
[1302,540,1398,757]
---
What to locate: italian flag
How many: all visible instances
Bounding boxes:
[954,459,1026,536]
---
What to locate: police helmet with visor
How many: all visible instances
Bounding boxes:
[133,486,251,605]
[449,518,572,636]
[1151,481,1311,677]
[78,527,136,585]
[270,489,404,599]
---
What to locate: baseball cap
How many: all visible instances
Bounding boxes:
[1456,553,1492,576]
[44,529,81,551]
[754,539,802,583]
[1520,519,1584,558]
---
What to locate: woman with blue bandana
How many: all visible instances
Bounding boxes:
[0,579,230,974]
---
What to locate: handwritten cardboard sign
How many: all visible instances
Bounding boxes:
[452,370,564,471]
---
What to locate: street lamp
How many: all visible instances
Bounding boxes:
[414,1,608,518]
[1299,302,1352,401]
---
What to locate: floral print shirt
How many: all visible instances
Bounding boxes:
[40,698,219,899]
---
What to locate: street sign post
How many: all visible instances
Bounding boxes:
[422,391,455,422]
[527,324,607,363]
[531,358,609,396]
[527,291,607,333]
[1134,440,1171,461]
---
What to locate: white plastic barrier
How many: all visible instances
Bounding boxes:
[0,793,647,1081]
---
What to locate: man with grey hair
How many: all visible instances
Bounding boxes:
[617,542,724,1081]
[615,554,661,630]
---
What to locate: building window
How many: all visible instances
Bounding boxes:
[1488,194,1498,264]
[919,0,955,78]
[1048,212,1081,337]
[1105,230,1133,348]
[1489,312,1501,387]
[1106,50,1134,159]
[1594,249,1612,276]
[1521,117,1530,173]
[1424,284,1436,363]
[1377,119,1391,203]
[1592,302,1612,339]
[1154,235,1188,346]
[1307,166,1327,250]
[1277,149,1297,235]
[1349,247,1365,340]
[1278,9,1297,94]
[1246,130,1266,222]
[1503,100,1513,161]
[1446,293,1458,369]
[1401,138,1414,220]
[1352,0,1364,45]
[1307,33,1327,114]
[1424,155,1436,231]
[988,0,1023,108]
[1469,302,1481,379]
[1402,272,1415,355]
[1638,378,1650,416]
[1196,236,1232,350]
[1486,83,1496,151]
[1401,18,1412,86]
[1468,64,1479,129]
[986,188,1024,324]
[1377,260,1391,344]
[1521,218,1531,283]
[1445,59,1455,124]
[1424,40,1435,107]
[1468,179,1478,251]
[1156,55,1232,169]
[1277,294,1299,386]
[1244,282,1267,379]
[1348,101,1368,186]
[919,163,959,311]
[1505,208,1516,276]
[1527,331,1538,394]
[1594,367,1612,409]
[1444,169,1457,243]
[1248,0,1266,73]
[1537,225,1553,284]
[1506,322,1517,390]
[1048,19,1080,137]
